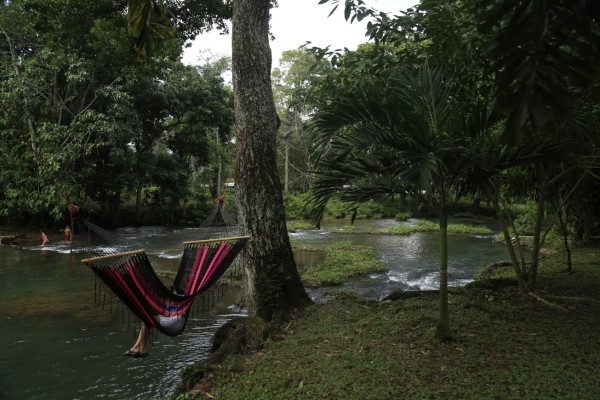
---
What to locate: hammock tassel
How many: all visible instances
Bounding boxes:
[82,235,249,337]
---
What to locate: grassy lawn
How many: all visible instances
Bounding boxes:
[178,246,600,400]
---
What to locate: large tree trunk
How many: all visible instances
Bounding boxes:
[232,0,312,322]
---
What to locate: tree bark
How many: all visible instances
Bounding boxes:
[528,163,547,289]
[216,131,222,193]
[501,197,527,268]
[284,139,289,192]
[493,197,527,289]
[232,0,312,322]
[135,179,142,224]
[557,203,572,272]
[435,208,451,341]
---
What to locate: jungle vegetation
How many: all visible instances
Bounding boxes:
[1,0,599,342]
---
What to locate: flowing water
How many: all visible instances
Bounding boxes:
[0,227,245,400]
[0,219,510,399]
[295,218,509,301]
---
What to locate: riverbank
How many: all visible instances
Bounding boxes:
[0,228,43,246]
[176,246,600,399]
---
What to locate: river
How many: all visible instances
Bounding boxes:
[0,218,509,399]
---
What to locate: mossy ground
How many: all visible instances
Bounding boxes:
[176,246,600,400]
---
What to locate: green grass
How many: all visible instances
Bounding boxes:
[386,220,493,236]
[179,246,600,400]
[286,220,318,231]
[446,223,493,235]
[386,219,438,234]
[326,220,493,236]
[288,238,320,252]
[286,218,493,237]
[394,211,413,221]
[299,241,386,287]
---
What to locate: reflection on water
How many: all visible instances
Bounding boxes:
[0,241,244,400]
[0,218,510,399]
[292,218,510,301]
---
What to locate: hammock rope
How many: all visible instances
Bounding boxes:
[82,235,249,336]
[77,196,249,337]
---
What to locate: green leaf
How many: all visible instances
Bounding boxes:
[328,4,339,17]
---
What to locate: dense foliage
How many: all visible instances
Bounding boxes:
[0,0,233,227]
[301,0,600,339]
[1,0,599,339]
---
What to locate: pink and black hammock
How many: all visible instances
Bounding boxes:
[81,220,248,337]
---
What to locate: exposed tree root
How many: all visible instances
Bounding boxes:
[527,291,568,312]
[544,294,600,303]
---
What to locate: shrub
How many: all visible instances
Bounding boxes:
[395,211,413,221]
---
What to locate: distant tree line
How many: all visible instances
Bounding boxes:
[0,0,234,227]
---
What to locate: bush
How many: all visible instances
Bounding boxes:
[283,192,312,220]
[395,211,413,221]
[283,192,407,221]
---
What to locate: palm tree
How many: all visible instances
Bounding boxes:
[309,61,494,340]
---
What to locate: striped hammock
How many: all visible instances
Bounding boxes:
[82,235,249,336]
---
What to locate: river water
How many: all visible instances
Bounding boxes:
[0,218,508,399]
[293,218,508,301]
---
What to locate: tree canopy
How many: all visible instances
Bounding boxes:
[0,0,234,226]
[306,0,600,340]
[2,0,599,339]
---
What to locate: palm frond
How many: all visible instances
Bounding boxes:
[308,60,478,224]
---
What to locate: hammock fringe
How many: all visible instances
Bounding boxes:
[84,236,248,336]
[78,200,248,337]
